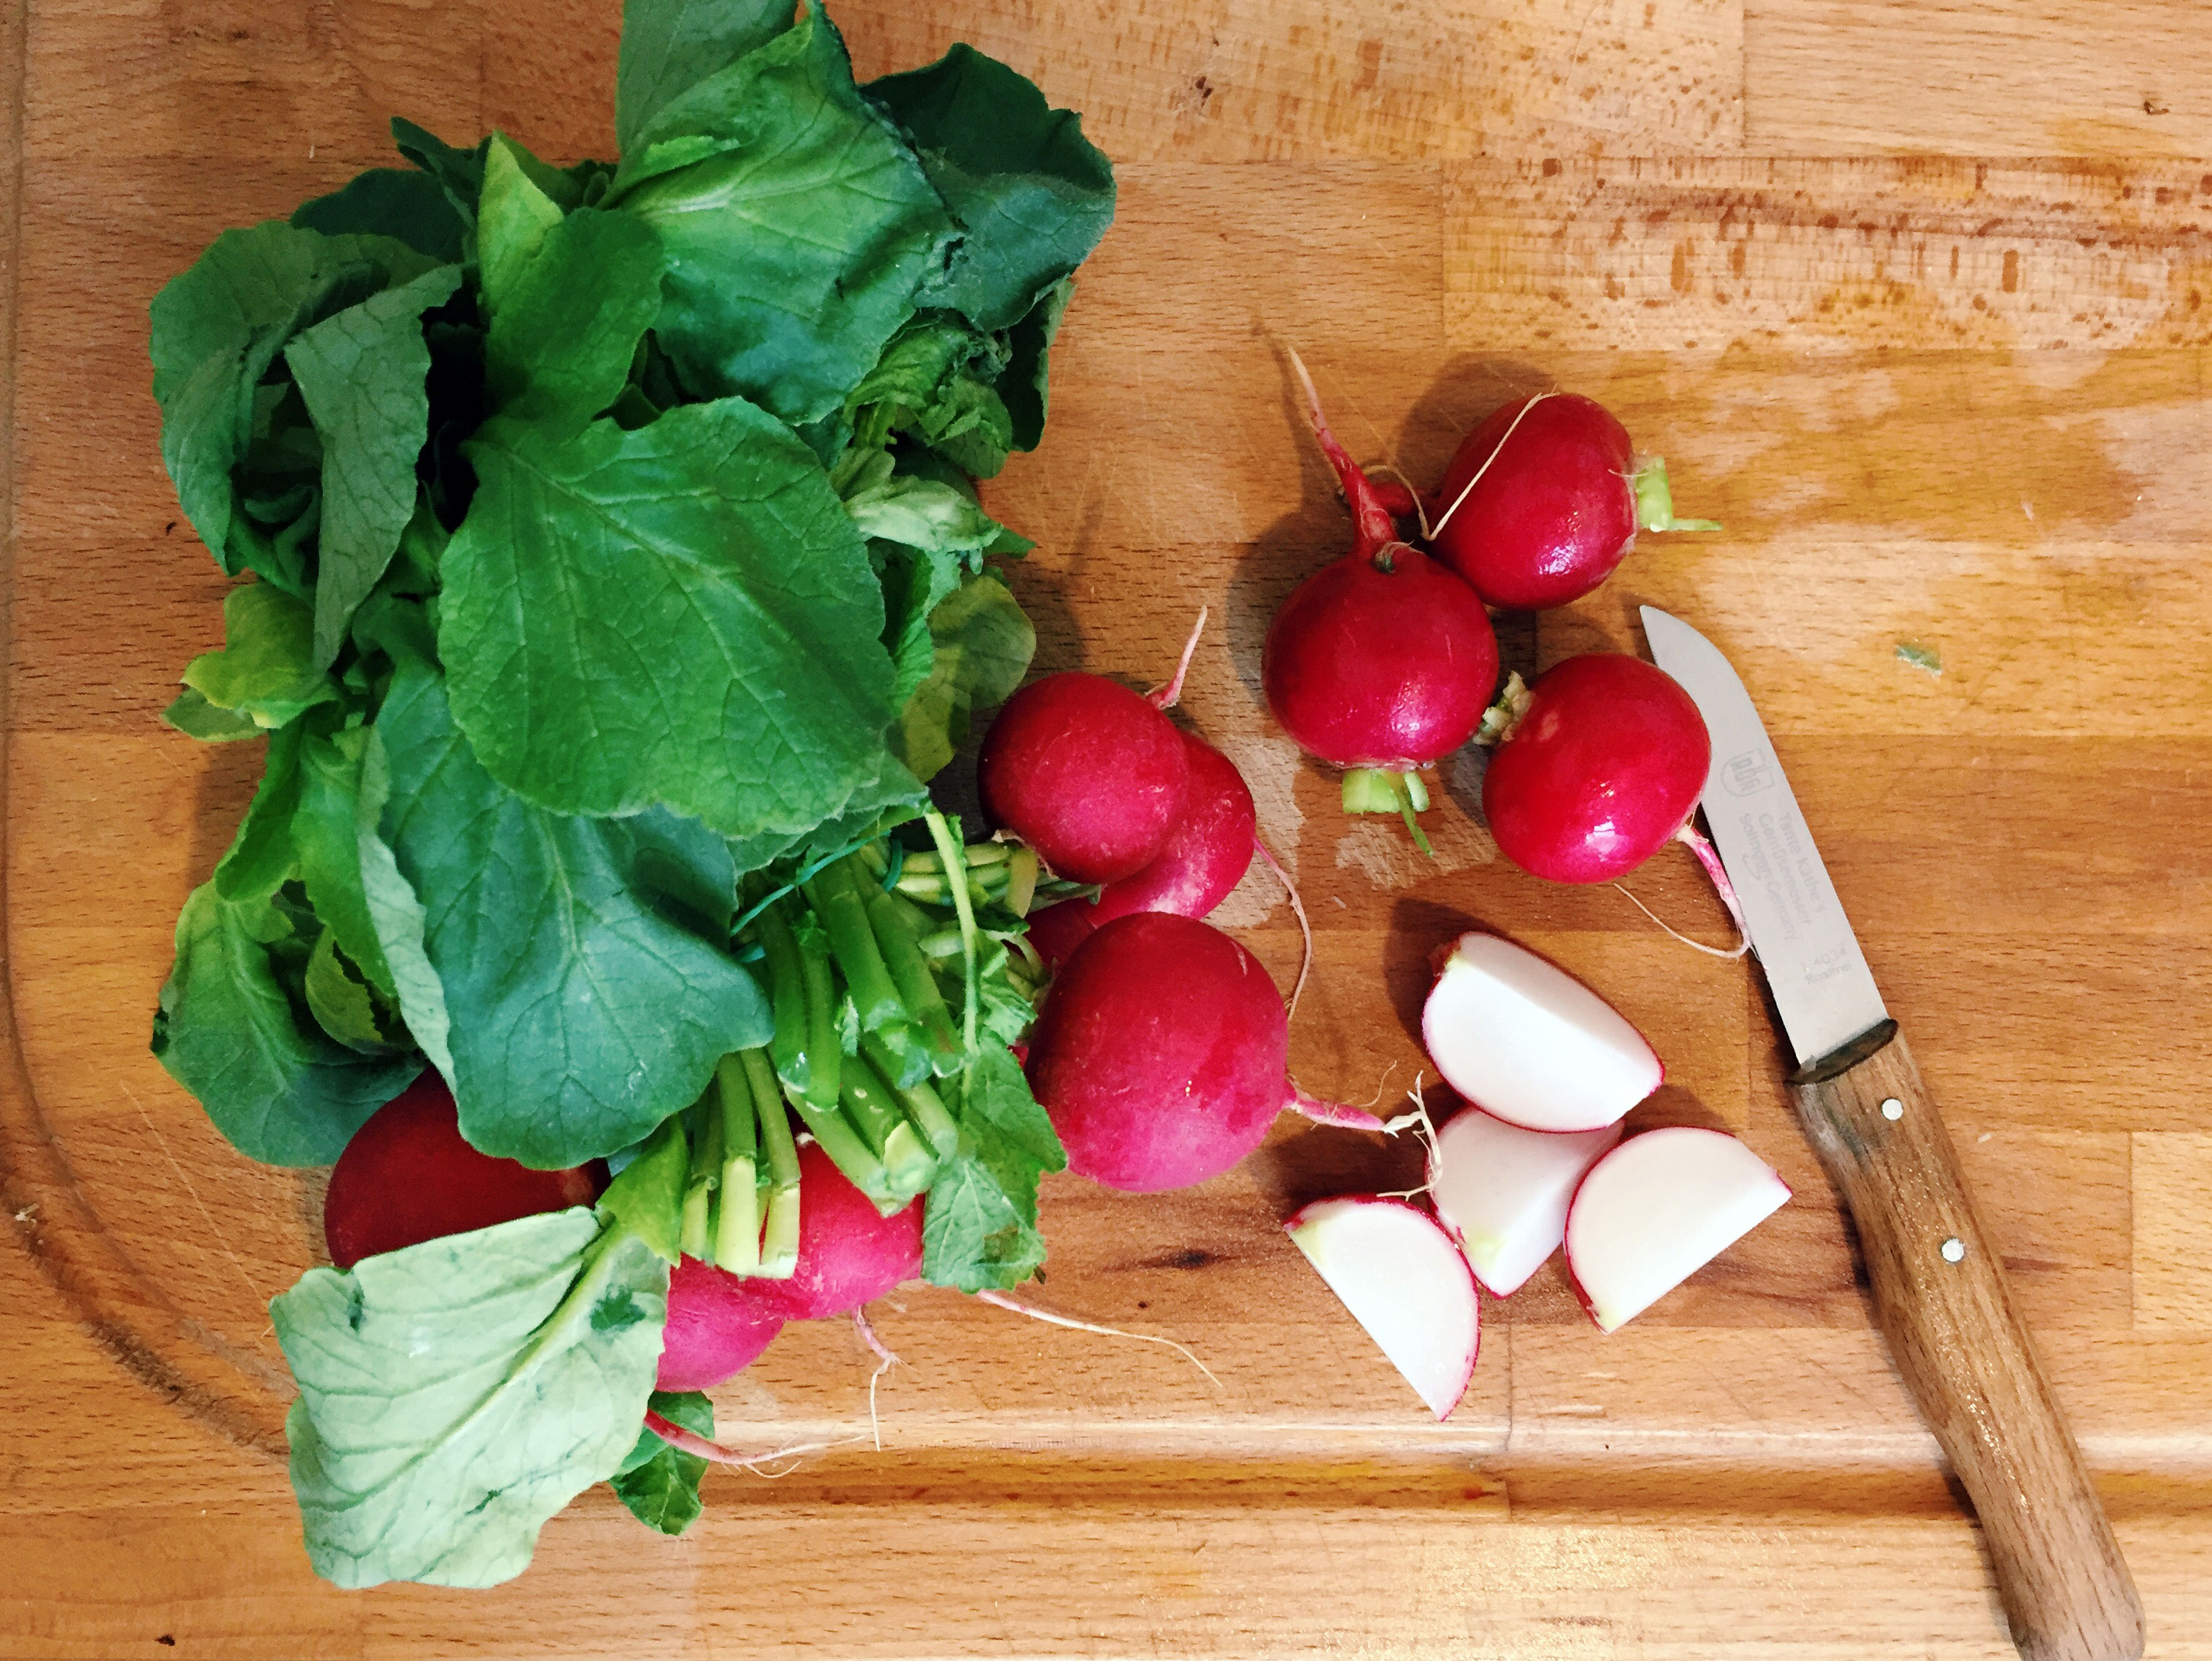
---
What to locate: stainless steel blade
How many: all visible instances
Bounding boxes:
[1640,607,1888,1068]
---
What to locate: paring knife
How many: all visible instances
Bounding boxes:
[1640,607,2144,1661]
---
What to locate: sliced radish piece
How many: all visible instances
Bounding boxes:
[1563,1127,1790,1333]
[1426,1107,1623,1297]
[1284,1197,1480,1421]
[1421,932,1661,1132]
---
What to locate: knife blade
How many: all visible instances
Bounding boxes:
[1638,606,2143,1661]
[1640,606,1886,1068]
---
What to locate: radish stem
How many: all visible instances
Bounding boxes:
[922,809,981,1055]
[742,1047,801,1278]
[712,1055,762,1273]
[1629,456,1722,534]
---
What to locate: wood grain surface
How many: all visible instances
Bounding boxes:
[4,0,2211,1657]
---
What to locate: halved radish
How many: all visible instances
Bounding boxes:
[1421,933,1662,1133]
[1426,1107,1623,1297]
[1284,1196,1480,1421]
[1563,1127,1791,1333]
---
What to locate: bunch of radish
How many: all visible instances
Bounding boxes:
[1263,355,1723,887]
[1287,931,1788,1419]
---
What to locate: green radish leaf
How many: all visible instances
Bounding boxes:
[149,222,440,581]
[180,584,338,730]
[890,570,1034,782]
[920,1045,1064,1292]
[439,397,899,838]
[844,465,1007,560]
[292,168,469,263]
[355,723,454,1083]
[209,718,307,908]
[390,118,490,233]
[610,1,952,424]
[370,658,771,1167]
[161,686,265,743]
[598,1113,690,1266]
[866,45,1115,332]
[152,880,419,1167]
[284,264,465,667]
[484,208,664,434]
[616,0,797,154]
[293,727,398,1003]
[273,1205,669,1588]
[302,929,401,1054]
[609,1389,714,1537]
[477,135,567,319]
[1000,275,1075,453]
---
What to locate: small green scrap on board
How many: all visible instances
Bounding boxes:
[1895,641,1942,677]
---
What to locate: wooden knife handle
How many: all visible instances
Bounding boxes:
[1792,1022,2144,1661]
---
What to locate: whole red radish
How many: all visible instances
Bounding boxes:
[1424,394,1718,611]
[756,1138,923,1321]
[978,673,1189,882]
[1025,911,1289,1192]
[323,1073,603,1270]
[1261,355,1497,849]
[658,1255,786,1391]
[1481,654,1710,884]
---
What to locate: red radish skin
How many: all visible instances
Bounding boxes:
[1424,395,1717,611]
[323,1073,603,1270]
[1263,549,1498,770]
[753,1138,923,1321]
[1482,654,1711,885]
[1025,912,1289,1192]
[977,673,1190,882]
[657,1256,786,1391]
[1023,895,1098,970]
[1263,355,1498,781]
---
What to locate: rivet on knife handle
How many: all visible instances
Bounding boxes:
[1793,1022,2145,1661]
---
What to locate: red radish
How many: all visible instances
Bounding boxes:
[1022,895,1098,970]
[1563,1127,1790,1333]
[1482,654,1710,884]
[1025,912,1289,1192]
[755,1138,923,1321]
[323,1073,603,1270]
[1284,1196,1480,1420]
[1423,393,1718,611]
[1421,931,1662,1133]
[1262,353,1498,851]
[977,673,1189,882]
[657,1255,786,1391]
[1426,1105,1622,1297]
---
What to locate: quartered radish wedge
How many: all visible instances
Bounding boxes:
[1563,1128,1791,1332]
[1284,1197,1480,1420]
[1426,1107,1623,1297]
[1421,931,1661,1132]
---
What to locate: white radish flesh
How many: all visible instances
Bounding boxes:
[1284,1196,1480,1421]
[1426,1107,1623,1297]
[1421,932,1662,1132]
[1563,1127,1790,1333]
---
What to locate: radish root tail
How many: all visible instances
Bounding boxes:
[1251,834,1312,1021]
[1672,820,1753,954]
[642,1410,868,1474]
[1146,606,1209,711]
[1283,345,1399,557]
[1427,391,1558,541]
[974,1288,1224,1393]
[853,1306,901,1453]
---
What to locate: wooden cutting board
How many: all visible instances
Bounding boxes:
[4,0,2209,1655]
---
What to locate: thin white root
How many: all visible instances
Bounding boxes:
[853,1306,902,1453]
[642,1410,868,1475]
[1427,391,1557,541]
[974,1288,1225,1393]
[1251,835,1312,1020]
[1610,882,1750,960]
[1285,1084,1387,1132]
[1147,605,1209,711]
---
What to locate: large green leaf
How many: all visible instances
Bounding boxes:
[616,0,797,154]
[284,264,464,667]
[152,880,419,1167]
[274,1205,668,1588]
[439,397,900,838]
[867,44,1115,332]
[610,1,952,424]
[371,660,772,1167]
[291,169,468,263]
[293,726,397,1002]
[149,223,439,577]
[483,208,664,434]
